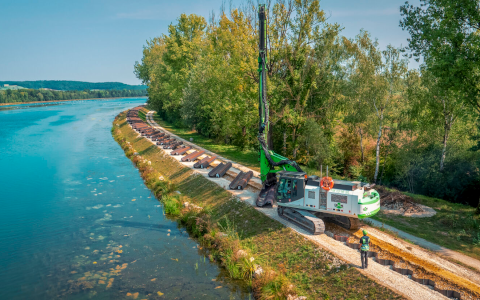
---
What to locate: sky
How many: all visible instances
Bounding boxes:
[0,0,421,85]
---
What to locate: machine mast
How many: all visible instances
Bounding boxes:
[254,3,379,232]
[257,3,302,182]
[258,3,269,182]
[256,2,303,206]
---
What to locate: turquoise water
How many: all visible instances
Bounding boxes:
[0,98,249,299]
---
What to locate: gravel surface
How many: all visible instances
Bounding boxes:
[144,112,466,300]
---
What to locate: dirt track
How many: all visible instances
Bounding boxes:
[365,218,480,274]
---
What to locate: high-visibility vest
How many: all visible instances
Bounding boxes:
[360,236,370,251]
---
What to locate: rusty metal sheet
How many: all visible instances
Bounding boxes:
[181,150,205,162]
[171,146,191,155]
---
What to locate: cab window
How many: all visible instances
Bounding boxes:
[277,178,286,200]
[277,178,292,200]
[285,179,292,198]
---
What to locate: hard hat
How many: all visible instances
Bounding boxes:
[363,230,368,236]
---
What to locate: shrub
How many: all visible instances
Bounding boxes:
[253,270,296,300]
[163,195,182,216]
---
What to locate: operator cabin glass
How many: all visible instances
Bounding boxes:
[276,178,298,201]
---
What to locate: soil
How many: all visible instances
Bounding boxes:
[377,186,436,217]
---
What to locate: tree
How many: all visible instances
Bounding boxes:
[342,30,380,164]
[267,0,342,160]
[150,14,207,121]
[421,71,468,171]
[343,32,407,183]
[400,0,480,114]
[370,46,407,183]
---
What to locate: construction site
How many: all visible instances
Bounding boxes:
[116,105,480,300]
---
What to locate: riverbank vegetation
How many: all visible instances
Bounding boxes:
[0,88,146,104]
[112,110,404,299]
[0,80,146,91]
[134,0,480,209]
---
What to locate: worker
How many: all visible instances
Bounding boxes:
[360,229,370,269]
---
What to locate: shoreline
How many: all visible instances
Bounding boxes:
[0,96,147,107]
[112,108,407,300]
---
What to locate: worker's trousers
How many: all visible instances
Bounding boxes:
[360,250,368,269]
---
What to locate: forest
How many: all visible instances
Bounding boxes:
[0,88,147,104]
[134,0,480,207]
[0,80,147,91]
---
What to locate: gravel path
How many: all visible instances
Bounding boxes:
[144,112,473,300]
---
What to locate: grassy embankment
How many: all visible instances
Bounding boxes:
[151,111,480,262]
[112,110,403,300]
[137,109,147,122]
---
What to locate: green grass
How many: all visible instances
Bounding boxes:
[137,109,147,122]
[113,111,404,300]
[372,191,480,260]
[163,194,182,216]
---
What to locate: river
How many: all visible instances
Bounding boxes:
[0,98,250,299]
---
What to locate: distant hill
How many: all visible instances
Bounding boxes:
[0,80,147,91]
[0,85,26,90]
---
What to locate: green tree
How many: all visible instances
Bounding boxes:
[371,45,407,183]
[267,0,342,160]
[400,0,480,114]
[342,30,380,164]
[420,71,469,171]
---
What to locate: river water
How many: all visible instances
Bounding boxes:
[0,98,249,299]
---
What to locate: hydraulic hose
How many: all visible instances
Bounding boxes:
[258,55,303,173]
[257,3,303,174]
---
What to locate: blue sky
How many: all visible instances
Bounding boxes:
[0,0,420,85]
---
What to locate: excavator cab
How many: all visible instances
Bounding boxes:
[276,171,306,203]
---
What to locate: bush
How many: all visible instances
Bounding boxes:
[385,142,480,206]
[253,270,296,300]
[163,195,182,216]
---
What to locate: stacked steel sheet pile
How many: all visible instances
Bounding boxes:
[126,106,254,191]
[126,106,186,155]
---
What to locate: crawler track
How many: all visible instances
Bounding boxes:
[278,207,325,235]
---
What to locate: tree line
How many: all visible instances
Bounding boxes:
[0,80,147,91]
[0,88,147,104]
[134,0,480,207]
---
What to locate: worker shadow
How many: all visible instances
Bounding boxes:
[348,263,364,269]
